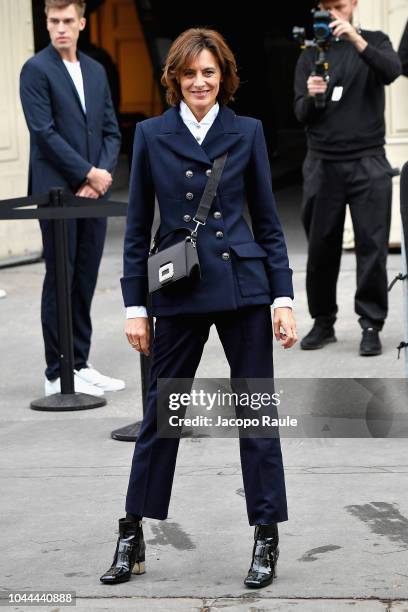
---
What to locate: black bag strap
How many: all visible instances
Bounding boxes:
[193,152,228,226]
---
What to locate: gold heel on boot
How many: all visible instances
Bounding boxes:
[132,560,145,575]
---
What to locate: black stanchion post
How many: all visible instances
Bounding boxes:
[31,188,106,411]
[52,188,75,394]
[400,162,408,376]
[111,305,153,441]
[140,344,152,410]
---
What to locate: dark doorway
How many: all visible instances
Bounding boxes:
[135,1,317,184]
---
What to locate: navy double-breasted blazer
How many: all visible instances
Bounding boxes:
[20,43,121,195]
[121,104,293,316]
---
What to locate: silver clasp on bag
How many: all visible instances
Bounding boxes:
[190,217,205,246]
[159,262,174,284]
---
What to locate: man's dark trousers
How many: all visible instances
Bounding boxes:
[125,305,288,526]
[40,216,107,381]
[302,154,393,330]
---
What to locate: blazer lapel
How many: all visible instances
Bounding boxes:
[157,104,243,165]
[78,51,93,120]
[47,44,87,119]
[201,105,243,161]
[157,107,211,165]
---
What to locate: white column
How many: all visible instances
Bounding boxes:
[0,0,42,263]
[343,0,408,248]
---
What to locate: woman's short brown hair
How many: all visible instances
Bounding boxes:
[44,0,86,18]
[161,28,240,106]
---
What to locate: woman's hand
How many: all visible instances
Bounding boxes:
[273,307,297,349]
[125,317,150,356]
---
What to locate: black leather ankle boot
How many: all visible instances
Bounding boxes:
[100,517,145,584]
[244,523,279,588]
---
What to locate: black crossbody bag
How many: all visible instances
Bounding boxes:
[147,153,228,294]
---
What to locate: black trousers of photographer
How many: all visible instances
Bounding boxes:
[302,154,393,330]
[125,304,288,526]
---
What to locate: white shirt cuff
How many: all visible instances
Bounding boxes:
[272,297,293,309]
[126,300,292,317]
[126,306,148,319]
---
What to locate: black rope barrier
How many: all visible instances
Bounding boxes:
[0,192,127,220]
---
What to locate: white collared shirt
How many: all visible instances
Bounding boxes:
[126,101,292,318]
[63,59,86,114]
[179,99,219,145]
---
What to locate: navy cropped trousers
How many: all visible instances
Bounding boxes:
[125,304,288,526]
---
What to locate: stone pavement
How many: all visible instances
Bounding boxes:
[0,184,407,611]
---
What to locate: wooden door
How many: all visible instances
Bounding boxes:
[90,0,162,116]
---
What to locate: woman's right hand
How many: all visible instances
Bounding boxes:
[125,317,150,356]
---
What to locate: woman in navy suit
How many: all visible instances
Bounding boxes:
[101,28,297,589]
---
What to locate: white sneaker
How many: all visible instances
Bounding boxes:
[75,364,126,392]
[44,373,105,397]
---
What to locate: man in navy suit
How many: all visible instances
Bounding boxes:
[20,0,123,396]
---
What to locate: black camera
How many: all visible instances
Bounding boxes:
[312,9,334,44]
[293,8,334,49]
[292,7,334,109]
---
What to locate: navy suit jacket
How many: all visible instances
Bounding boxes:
[121,104,293,316]
[20,43,121,195]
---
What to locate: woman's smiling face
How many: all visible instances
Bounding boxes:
[179,48,222,120]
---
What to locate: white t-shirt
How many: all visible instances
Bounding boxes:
[63,59,86,114]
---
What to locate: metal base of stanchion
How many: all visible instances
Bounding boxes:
[111,421,194,442]
[111,420,142,441]
[30,392,106,412]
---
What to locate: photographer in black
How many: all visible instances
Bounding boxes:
[294,0,401,356]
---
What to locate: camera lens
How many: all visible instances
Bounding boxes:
[314,22,332,40]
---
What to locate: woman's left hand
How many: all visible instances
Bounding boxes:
[273,307,298,349]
